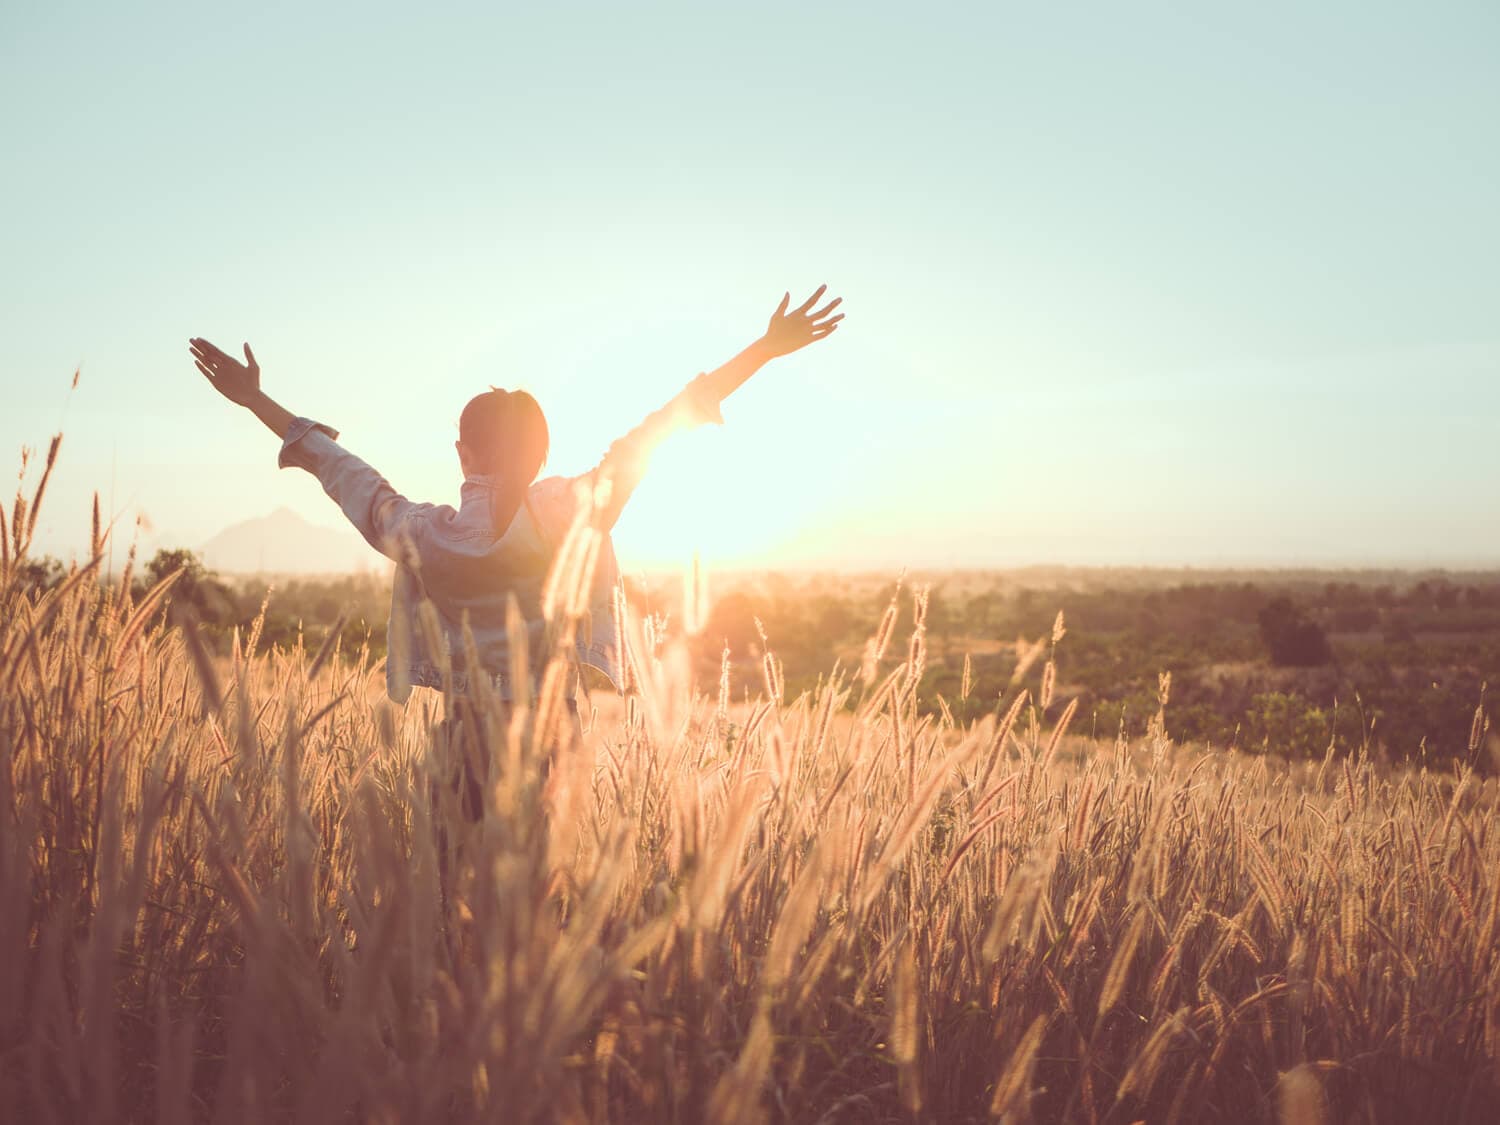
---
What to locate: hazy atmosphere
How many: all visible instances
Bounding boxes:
[4,1,1497,570]
[7,5,1500,1122]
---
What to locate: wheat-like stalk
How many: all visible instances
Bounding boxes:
[1,452,1497,1123]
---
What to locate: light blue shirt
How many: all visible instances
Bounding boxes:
[276,377,720,702]
[278,420,623,702]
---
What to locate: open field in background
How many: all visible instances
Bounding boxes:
[47,547,1500,774]
[5,467,1500,1121]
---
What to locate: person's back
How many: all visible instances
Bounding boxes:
[374,472,605,699]
[408,480,555,685]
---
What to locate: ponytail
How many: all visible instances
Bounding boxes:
[459,388,550,537]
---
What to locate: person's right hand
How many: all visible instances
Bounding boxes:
[190,338,262,406]
[759,286,844,358]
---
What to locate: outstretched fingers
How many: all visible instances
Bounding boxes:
[762,286,845,354]
[809,296,843,323]
[792,284,828,316]
[190,338,232,368]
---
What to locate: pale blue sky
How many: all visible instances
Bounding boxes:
[3,1,1497,569]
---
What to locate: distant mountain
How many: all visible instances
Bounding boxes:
[200,507,380,574]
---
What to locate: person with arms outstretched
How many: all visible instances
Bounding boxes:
[188,286,844,710]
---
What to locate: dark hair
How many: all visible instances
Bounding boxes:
[459,388,549,534]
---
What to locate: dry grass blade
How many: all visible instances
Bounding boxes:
[172,603,223,713]
[858,744,967,912]
[1116,1007,1189,1105]
[989,1014,1047,1120]
[707,1006,774,1125]
[25,435,62,542]
[762,846,826,991]
[1039,697,1078,773]
[891,940,923,1115]
[976,691,1028,794]
[1097,907,1148,1022]
[1011,636,1047,686]
[939,805,1009,882]
[4,468,1500,1124]
[305,611,348,681]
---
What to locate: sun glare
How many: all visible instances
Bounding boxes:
[608,429,803,571]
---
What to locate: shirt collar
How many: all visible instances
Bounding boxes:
[460,474,505,509]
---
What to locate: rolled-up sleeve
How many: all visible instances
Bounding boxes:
[278,418,342,471]
[278,417,424,560]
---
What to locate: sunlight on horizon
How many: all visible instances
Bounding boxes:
[608,430,819,570]
[4,3,1498,568]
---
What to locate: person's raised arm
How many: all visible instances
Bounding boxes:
[695,284,844,408]
[189,337,425,559]
[190,338,297,438]
[587,286,844,529]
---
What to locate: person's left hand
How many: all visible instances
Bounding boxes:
[760,285,844,358]
[190,338,261,406]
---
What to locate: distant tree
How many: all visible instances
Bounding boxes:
[1382,616,1417,647]
[965,591,1002,633]
[15,555,65,595]
[142,548,235,626]
[1257,597,1332,667]
[1244,691,1335,757]
[1331,605,1380,632]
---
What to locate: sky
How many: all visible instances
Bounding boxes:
[2,1,1498,572]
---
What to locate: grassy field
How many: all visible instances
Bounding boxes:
[4,467,1500,1122]
[73,557,1498,773]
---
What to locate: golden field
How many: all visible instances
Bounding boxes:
[3,459,1499,1123]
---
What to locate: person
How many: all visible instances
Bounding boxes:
[191,287,842,900]
[187,284,843,714]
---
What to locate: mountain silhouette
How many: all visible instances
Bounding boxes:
[200,507,379,574]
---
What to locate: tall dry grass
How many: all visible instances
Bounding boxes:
[2,448,1499,1123]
